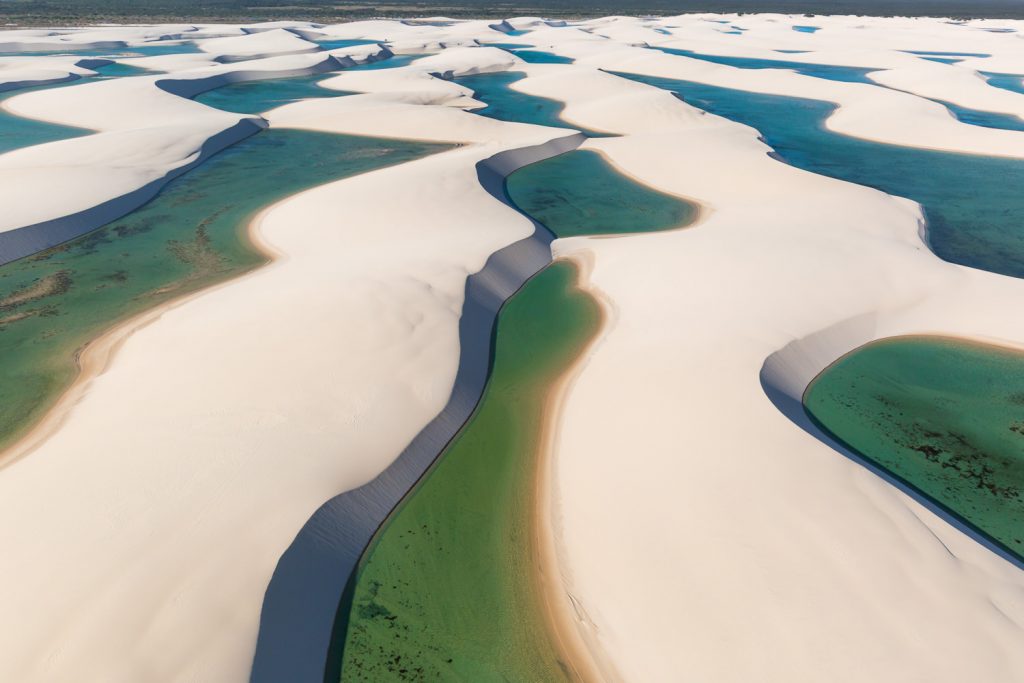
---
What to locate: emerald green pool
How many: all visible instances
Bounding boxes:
[336,149,696,679]
[0,129,450,453]
[804,336,1024,558]
[505,149,697,236]
[339,260,601,682]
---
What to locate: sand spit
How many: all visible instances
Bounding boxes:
[2,14,1024,683]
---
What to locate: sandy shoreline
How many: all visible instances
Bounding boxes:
[0,209,278,469]
[533,252,619,683]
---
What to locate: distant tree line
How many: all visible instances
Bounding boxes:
[3,0,1024,26]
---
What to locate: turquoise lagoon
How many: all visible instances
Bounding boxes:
[612,71,1024,278]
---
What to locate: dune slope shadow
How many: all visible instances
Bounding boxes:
[249,133,585,683]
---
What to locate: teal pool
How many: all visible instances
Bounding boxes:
[194,72,349,114]
[986,72,1024,96]
[0,81,91,155]
[654,48,1024,132]
[612,71,1024,279]
[455,70,612,136]
[316,39,380,50]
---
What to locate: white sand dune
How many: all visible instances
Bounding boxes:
[0,49,387,264]
[0,55,103,91]
[197,28,321,61]
[0,76,576,680]
[1,14,1024,683]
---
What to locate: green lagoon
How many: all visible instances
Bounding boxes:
[804,336,1024,558]
[337,150,696,679]
[505,149,697,237]
[340,260,600,681]
[0,129,450,453]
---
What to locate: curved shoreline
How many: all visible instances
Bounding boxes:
[0,201,290,469]
[533,252,622,683]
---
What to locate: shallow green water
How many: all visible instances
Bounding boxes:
[336,148,696,679]
[505,149,697,236]
[613,71,1024,279]
[0,129,450,452]
[804,336,1024,558]
[92,62,151,77]
[339,260,600,682]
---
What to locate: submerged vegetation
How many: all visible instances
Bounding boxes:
[337,148,696,679]
[805,336,1024,559]
[339,260,600,681]
[0,129,450,454]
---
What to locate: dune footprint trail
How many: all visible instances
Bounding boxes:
[336,146,698,681]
